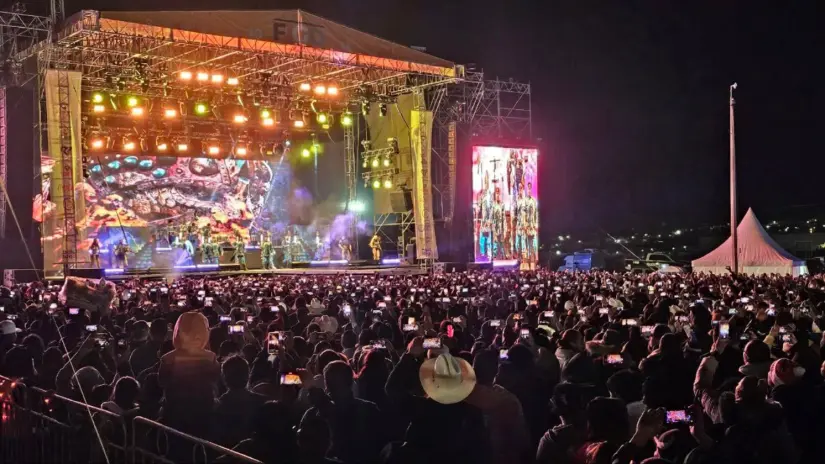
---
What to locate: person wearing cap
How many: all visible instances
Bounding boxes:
[129,319,168,377]
[0,319,22,373]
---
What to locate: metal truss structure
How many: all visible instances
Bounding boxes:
[0,86,6,237]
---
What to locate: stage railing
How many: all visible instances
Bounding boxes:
[0,377,261,464]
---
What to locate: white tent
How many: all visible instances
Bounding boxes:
[692,208,808,276]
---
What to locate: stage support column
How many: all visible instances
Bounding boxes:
[411,90,438,261]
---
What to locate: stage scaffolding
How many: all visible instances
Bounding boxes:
[2,5,532,270]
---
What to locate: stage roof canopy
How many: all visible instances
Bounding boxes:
[99,10,454,69]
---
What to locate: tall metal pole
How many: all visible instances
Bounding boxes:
[729,82,738,273]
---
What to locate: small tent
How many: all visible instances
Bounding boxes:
[692,208,808,276]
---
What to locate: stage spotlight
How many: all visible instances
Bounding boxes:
[156,137,169,152]
[362,160,368,168]
[341,113,354,127]
[293,120,305,129]
[196,72,209,82]
[227,77,239,86]
[233,114,248,124]
[301,148,311,158]
[372,179,381,189]
[179,71,193,81]
[207,144,220,156]
[260,109,272,119]
[262,118,275,127]
[348,200,366,213]
[92,92,105,104]
[211,74,224,84]
[383,157,391,167]
[379,103,387,117]
[164,108,178,119]
[194,103,209,115]
[316,113,328,124]
[285,140,291,147]
[130,107,145,117]
[235,145,249,156]
[126,96,139,108]
[176,142,189,152]
[313,84,327,96]
[327,85,339,96]
[299,82,311,92]
[92,104,106,113]
[371,158,379,168]
[361,102,370,116]
[122,138,137,152]
[89,137,105,151]
[384,178,393,189]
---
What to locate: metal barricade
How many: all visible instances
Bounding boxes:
[1,376,260,464]
[131,417,263,464]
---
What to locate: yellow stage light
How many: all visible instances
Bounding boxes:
[207,145,220,155]
[384,179,393,189]
[157,142,169,152]
[371,158,379,168]
[92,104,106,113]
[179,71,193,81]
[260,109,272,119]
[301,148,311,158]
[92,93,105,103]
[236,146,248,156]
[372,179,381,189]
[227,77,240,86]
[164,108,178,119]
[299,82,311,92]
[313,84,326,96]
[90,138,105,150]
[317,113,328,124]
[131,107,145,117]
[262,118,275,127]
[327,85,339,96]
[211,74,224,84]
[293,120,305,128]
[126,96,139,107]
[177,143,189,152]
[196,72,209,82]
[233,114,248,124]
[341,113,353,127]
[123,141,136,152]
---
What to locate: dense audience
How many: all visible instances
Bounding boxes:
[2,269,825,464]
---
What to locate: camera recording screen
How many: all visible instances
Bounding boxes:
[472,146,539,264]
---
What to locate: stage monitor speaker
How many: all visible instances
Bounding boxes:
[219,250,235,265]
[246,252,262,270]
[389,189,413,213]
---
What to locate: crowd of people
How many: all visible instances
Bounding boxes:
[2,269,825,464]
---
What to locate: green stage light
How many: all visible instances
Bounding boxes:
[126,96,139,107]
[341,113,354,127]
[383,178,393,189]
[260,109,271,119]
[383,158,391,167]
[316,113,328,124]
[372,179,381,189]
[371,158,379,168]
[92,93,105,104]
[301,148,311,158]
[195,103,209,115]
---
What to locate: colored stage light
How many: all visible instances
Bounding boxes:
[92,104,106,113]
[211,74,224,84]
[327,85,339,96]
[285,140,291,147]
[90,138,105,150]
[233,114,248,124]
[299,82,311,92]
[301,148,311,158]
[341,113,353,127]
[123,140,137,152]
[235,145,248,156]
[157,142,168,152]
[293,120,305,128]
[92,93,105,103]
[179,71,193,81]
[372,179,381,189]
[262,118,275,127]
[195,103,209,115]
[196,72,209,82]
[371,158,379,168]
[383,158,391,167]
[316,113,328,124]
[126,96,139,107]
[164,108,178,119]
[131,107,145,117]
[260,109,272,119]
[176,142,189,152]
[227,77,239,86]
[207,145,220,155]
[348,201,366,213]
[313,84,326,95]
[384,179,393,189]
[362,160,368,168]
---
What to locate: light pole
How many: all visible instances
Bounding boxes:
[729,82,738,273]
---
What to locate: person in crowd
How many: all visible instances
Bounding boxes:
[214,355,267,446]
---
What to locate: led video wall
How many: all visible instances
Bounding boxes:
[472,146,539,263]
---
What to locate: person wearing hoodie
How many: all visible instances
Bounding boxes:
[536,382,595,464]
[738,339,773,381]
[158,311,220,438]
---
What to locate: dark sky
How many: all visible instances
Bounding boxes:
[42,1,822,232]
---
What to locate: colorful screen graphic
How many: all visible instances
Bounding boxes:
[472,146,539,263]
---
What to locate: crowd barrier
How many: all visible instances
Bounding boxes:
[0,377,262,464]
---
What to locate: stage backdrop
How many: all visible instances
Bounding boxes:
[472,146,539,264]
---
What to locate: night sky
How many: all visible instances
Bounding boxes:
[48,1,819,232]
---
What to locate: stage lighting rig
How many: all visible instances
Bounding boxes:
[179,71,193,81]
[299,82,312,92]
[155,136,170,152]
[341,112,354,127]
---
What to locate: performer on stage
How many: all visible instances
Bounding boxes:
[233,234,247,270]
[89,238,101,268]
[114,239,130,268]
[338,236,352,261]
[203,237,215,265]
[283,230,293,266]
[261,234,274,270]
[370,234,382,261]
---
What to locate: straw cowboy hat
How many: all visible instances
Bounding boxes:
[308,298,325,315]
[564,301,576,311]
[314,315,339,334]
[419,352,477,404]
[608,298,624,309]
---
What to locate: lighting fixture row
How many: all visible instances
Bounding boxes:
[178,71,239,86]
[84,134,291,158]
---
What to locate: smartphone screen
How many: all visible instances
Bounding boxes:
[499,348,509,360]
[666,409,692,424]
[85,324,98,332]
[490,319,502,327]
[719,323,730,340]
[267,332,279,354]
[606,353,623,365]
[519,328,530,339]
[402,323,418,332]
[280,373,302,386]
[446,325,455,338]
[423,337,442,349]
[69,307,80,315]
[229,325,244,334]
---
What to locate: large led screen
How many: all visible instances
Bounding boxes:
[472,146,539,263]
